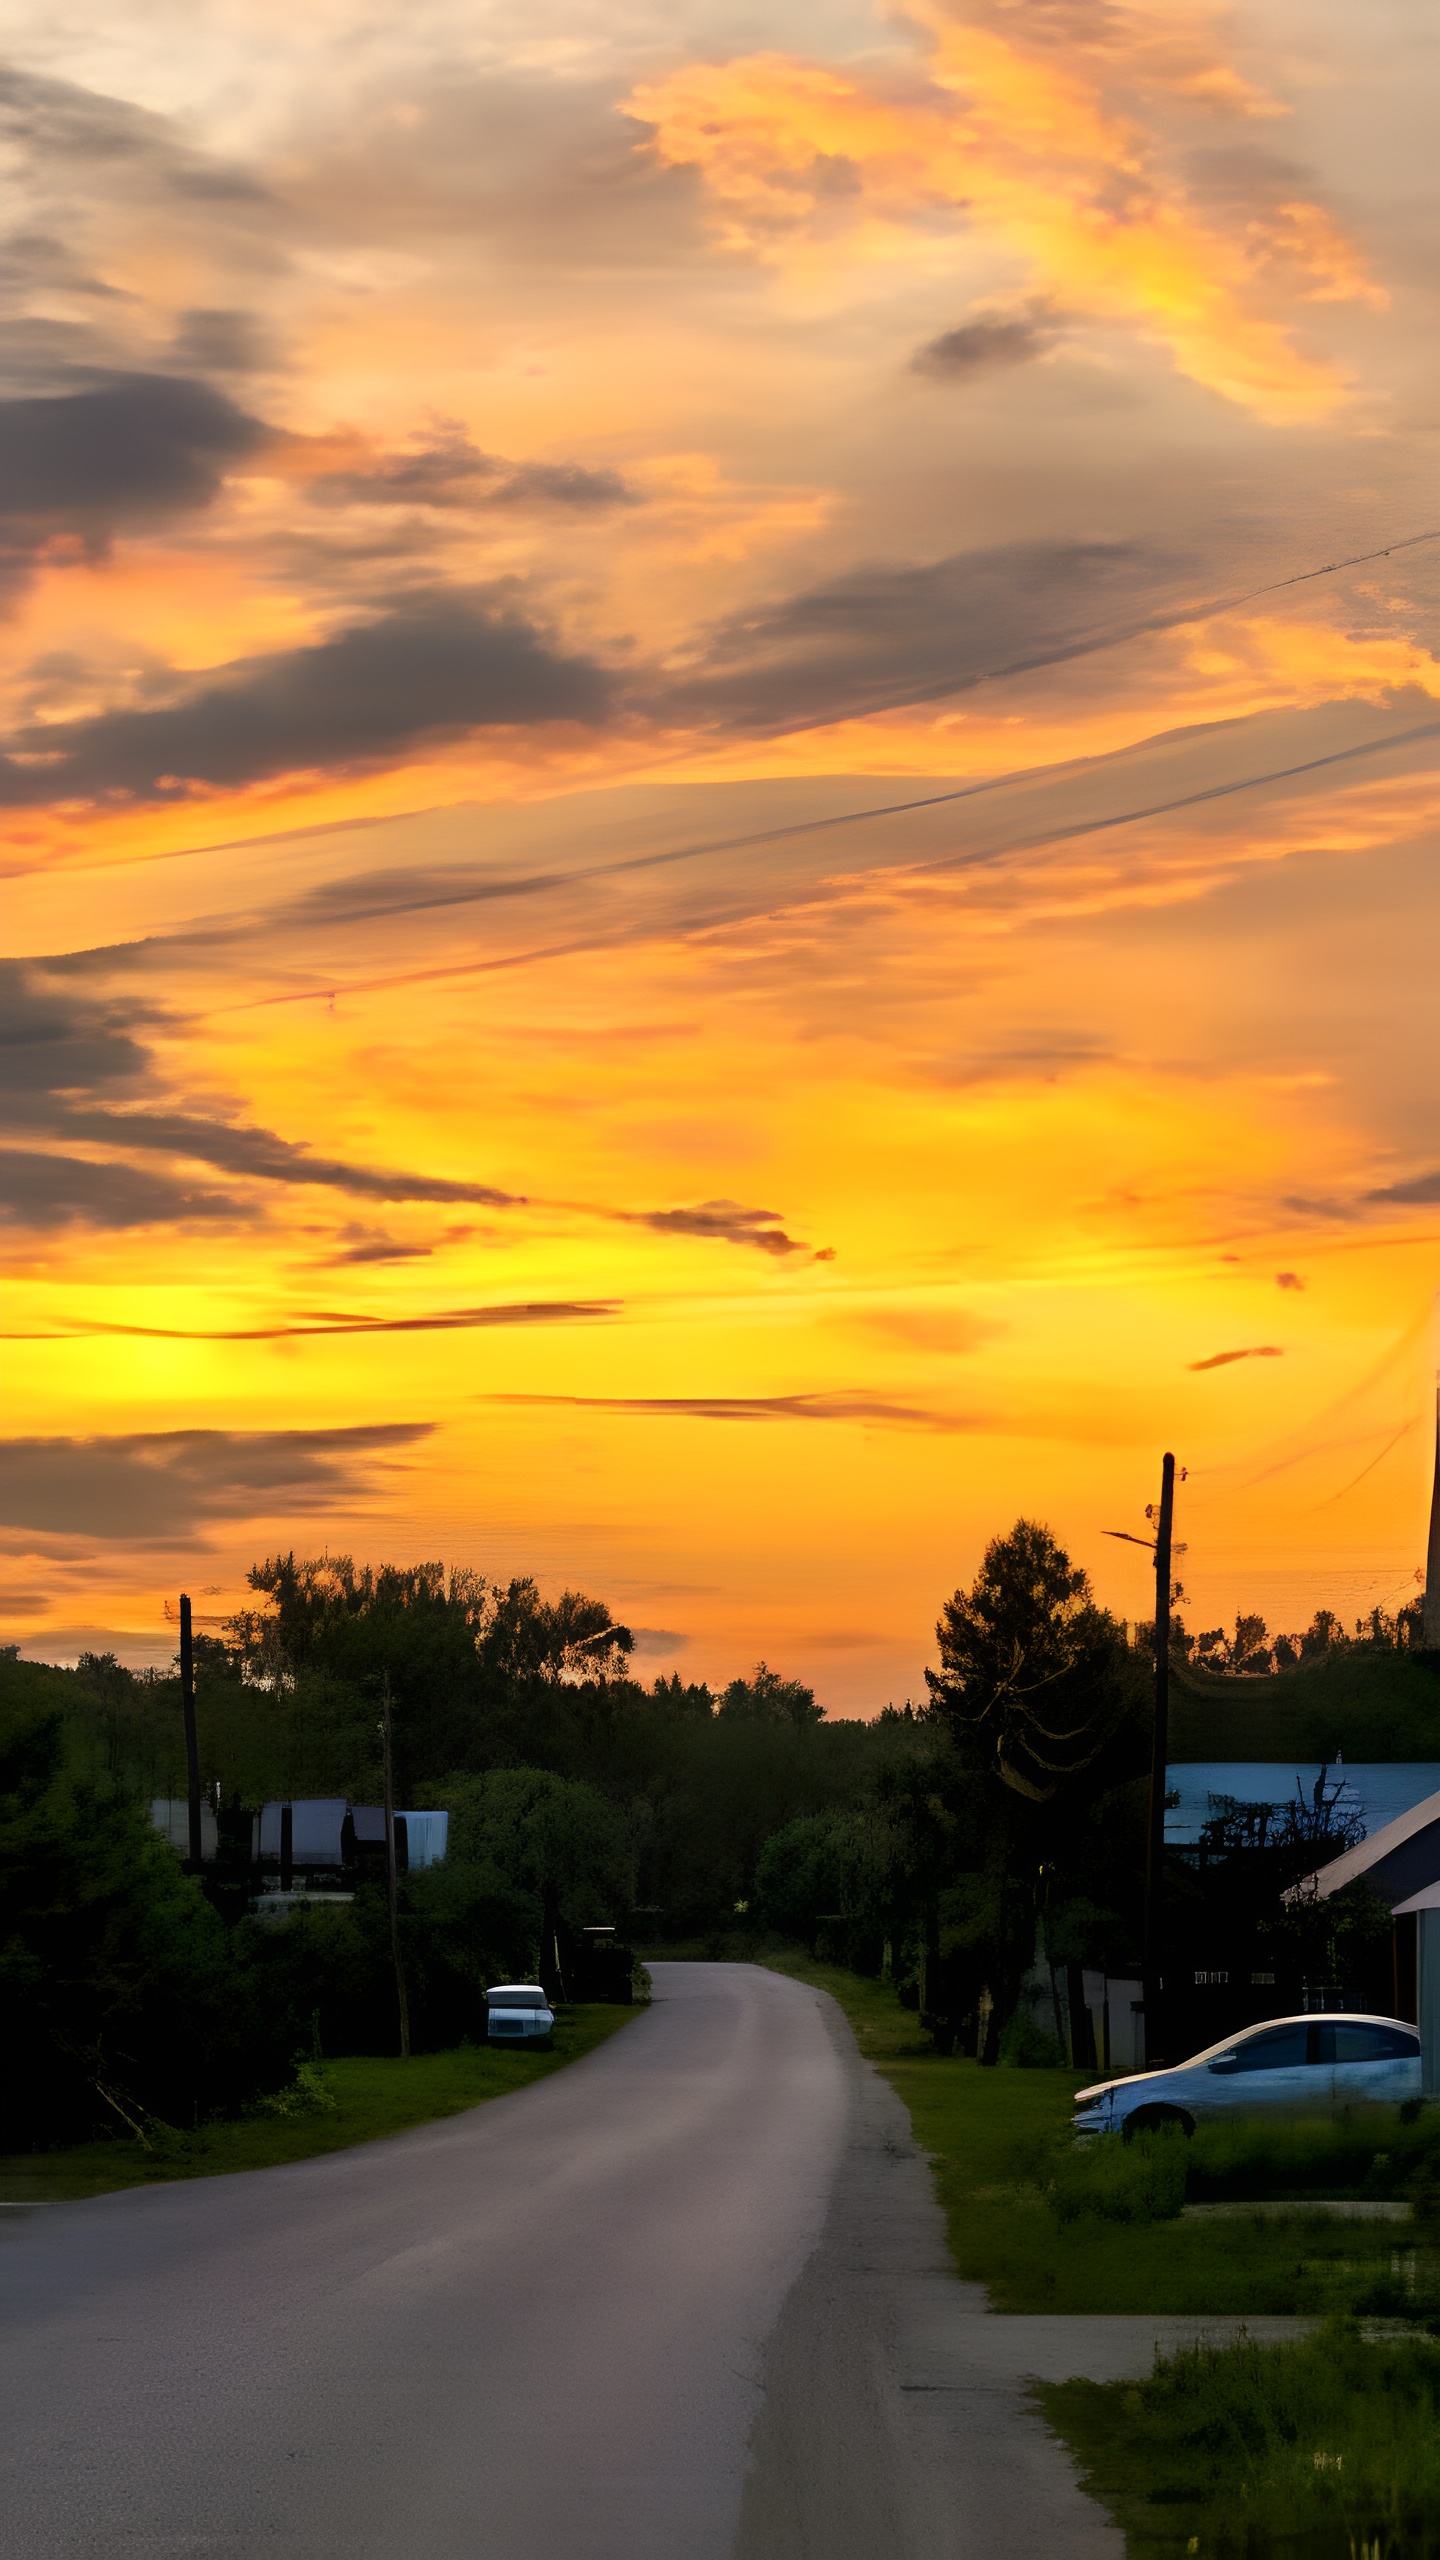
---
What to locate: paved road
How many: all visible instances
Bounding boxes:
[1,1963,1128,2559]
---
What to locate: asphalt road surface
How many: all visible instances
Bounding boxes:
[0,1962,1120,2559]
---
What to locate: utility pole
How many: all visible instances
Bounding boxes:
[1144,1453,1177,2045]
[380,1676,411,2060]
[179,1593,203,1870]
[1104,1450,1182,2062]
[1414,1392,1424,1648]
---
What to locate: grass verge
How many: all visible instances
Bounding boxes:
[761,1954,1436,2318]
[0,2005,637,2201]
[765,1955,1440,2552]
[1042,2323,1440,2558]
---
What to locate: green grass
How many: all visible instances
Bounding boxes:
[1042,2324,1440,2559]
[763,1955,1440,2551]
[0,2006,637,2201]
[764,1954,1436,2318]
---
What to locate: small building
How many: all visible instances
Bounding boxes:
[254,1799,349,1875]
[348,1807,449,1872]
[150,1799,218,1861]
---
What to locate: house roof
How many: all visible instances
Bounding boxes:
[1392,1881,1440,1915]
[1296,1785,1440,1908]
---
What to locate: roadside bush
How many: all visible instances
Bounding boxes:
[0,1705,542,2145]
[1186,2109,1440,2206]
[999,2007,1068,2068]
[238,1860,537,2063]
[1044,2322,1440,2555]
[1052,2126,1188,2227]
[249,2060,338,2119]
[0,1709,298,2146]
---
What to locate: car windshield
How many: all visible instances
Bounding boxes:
[487,1989,547,2008]
[1175,2017,1309,2070]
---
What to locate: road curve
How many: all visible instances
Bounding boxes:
[0,1963,1115,2559]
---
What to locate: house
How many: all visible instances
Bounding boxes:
[251,1798,449,1895]
[1295,1785,1440,2097]
[150,1799,218,1861]
[1293,1785,1440,1912]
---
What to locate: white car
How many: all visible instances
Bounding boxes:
[1073,2012,1420,2139]
[485,1983,555,2045]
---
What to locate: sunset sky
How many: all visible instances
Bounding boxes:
[3,0,1438,1706]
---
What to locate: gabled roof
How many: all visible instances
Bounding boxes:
[1392,1881,1440,1914]
[1296,1785,1440,1907]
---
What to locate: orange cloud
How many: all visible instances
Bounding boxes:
[627,4,1384,420]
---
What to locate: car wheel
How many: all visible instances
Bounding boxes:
[1121,2104,1195,2142]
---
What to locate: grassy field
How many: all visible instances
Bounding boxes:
[764,1955,1436,2318]
[0,2006,638,2202]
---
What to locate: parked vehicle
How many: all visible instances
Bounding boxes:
[1073,2012,1420,2139]
[485,1984,555,2046]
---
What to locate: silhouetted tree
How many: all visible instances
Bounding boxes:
[925,1519,1131,1800]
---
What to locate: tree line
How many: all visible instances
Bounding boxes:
[6,1522,1430,2147]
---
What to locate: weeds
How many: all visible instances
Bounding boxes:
[248,2059,338,2120]
[1052,2124,1189,2226]
[1043,2322,1440,2556]
[1187,2113,1440,2209]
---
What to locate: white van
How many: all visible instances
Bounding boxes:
[485,1984,555,2046]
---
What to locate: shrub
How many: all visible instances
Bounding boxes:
[1186,2108,1440,2206]
[1051,2126,1188,2226]
[999,2006,1068,2068]
[249,2060,338,2119]
[0,1709,297,2145]
[1045,2323,1440,2555]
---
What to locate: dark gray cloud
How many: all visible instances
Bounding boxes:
[0,62,260,188]
[488,1392,974,1430]
[307,426,635,513]
[912,305,1058,378]
[621,1199,813,1256]
[0,958,525,1225]
[1366,1169,1440,1205]
[169,308,272,375]
[0,1149,236,1230]
[7,1105,526,1206]
[0,967,156,1099]
[271,859,571,932]
[10,1301,619,1342]
[0,961,528,1230]
[0,373,267,591]
[668,538,1194,731]
[323,1227,438,1265]
[0,967,812,1259]
[0,589,613,806]
[0,1424,432,1539]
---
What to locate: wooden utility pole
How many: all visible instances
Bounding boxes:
[1143,1453,1177,2050]
[380,1676,411,2060]
[1105,1450,1182,2063]
[179,1593,203,1870]
[1424,1379,1440,1650]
